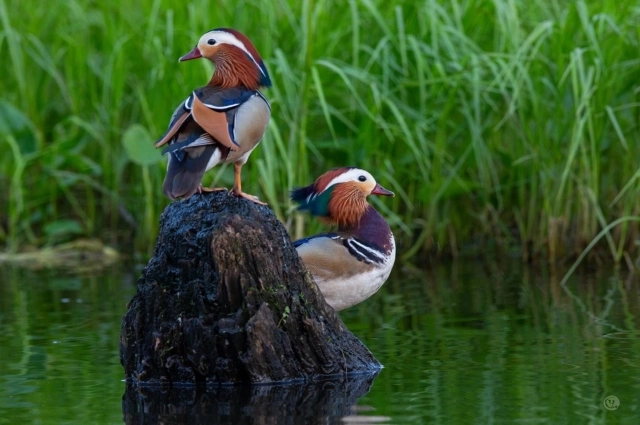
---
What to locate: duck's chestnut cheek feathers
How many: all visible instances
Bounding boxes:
[179,46,203,62]
[197,43,220,59]
[362,179,377,194]
[349,180,373,195]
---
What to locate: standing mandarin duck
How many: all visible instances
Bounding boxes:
[291,167,396,311]
[154,28,271,203]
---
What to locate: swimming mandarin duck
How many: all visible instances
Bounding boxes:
[154,28,271,203]
[291,167,396,311]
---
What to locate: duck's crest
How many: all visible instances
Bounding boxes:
[314,167,356,193]
[291,167,357,217]
[213,27,271,88]
[290,184,334,217]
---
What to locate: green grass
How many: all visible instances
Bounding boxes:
[1,0,640,262]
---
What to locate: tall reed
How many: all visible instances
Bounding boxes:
[1,0,639,262]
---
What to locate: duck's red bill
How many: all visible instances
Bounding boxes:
[179,47,202,62]
[371,183,394,196]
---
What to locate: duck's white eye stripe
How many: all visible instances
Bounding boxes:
[205,31,267,77]
[323,169,374,192]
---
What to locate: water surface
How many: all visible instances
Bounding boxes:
[1,261,638,423]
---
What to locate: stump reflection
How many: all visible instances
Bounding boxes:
[122,372,380,425]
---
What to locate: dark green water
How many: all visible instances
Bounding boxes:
[1,261,639,424]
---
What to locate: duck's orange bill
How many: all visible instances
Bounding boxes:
[179,47,202,62]
[371,183,394,196]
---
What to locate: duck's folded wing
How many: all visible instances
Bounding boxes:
[195,86,257,110]
[156,87,269,152]
[190,95,238,151]
[196,87,270,148]
[161,131,216,157]
[294,234,374,281]
[154,101,191,148]
[162,144,217,200]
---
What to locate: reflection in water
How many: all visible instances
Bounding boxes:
[122,374,383,425]
[340,261,640,423]
[1,261,640,424]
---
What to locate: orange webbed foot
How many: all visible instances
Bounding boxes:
[231,189,267,205]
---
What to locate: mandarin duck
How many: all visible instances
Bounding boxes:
[291,167,396,311]
[155,28,271,203]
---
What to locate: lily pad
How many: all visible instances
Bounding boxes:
[122,124,163,166]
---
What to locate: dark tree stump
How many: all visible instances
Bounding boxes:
[120,192,380,385]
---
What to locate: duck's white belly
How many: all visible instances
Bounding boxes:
[313,239,396,311]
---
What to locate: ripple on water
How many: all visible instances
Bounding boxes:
[2,262,640,424]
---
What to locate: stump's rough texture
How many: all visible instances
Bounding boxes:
[120,192,380,385]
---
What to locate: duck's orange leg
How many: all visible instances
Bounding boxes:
[231,162,266,205]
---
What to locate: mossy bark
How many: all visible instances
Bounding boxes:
[119,192,380,385]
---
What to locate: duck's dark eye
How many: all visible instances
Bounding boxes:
[358,175,367,182]
[207,39,216,45]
